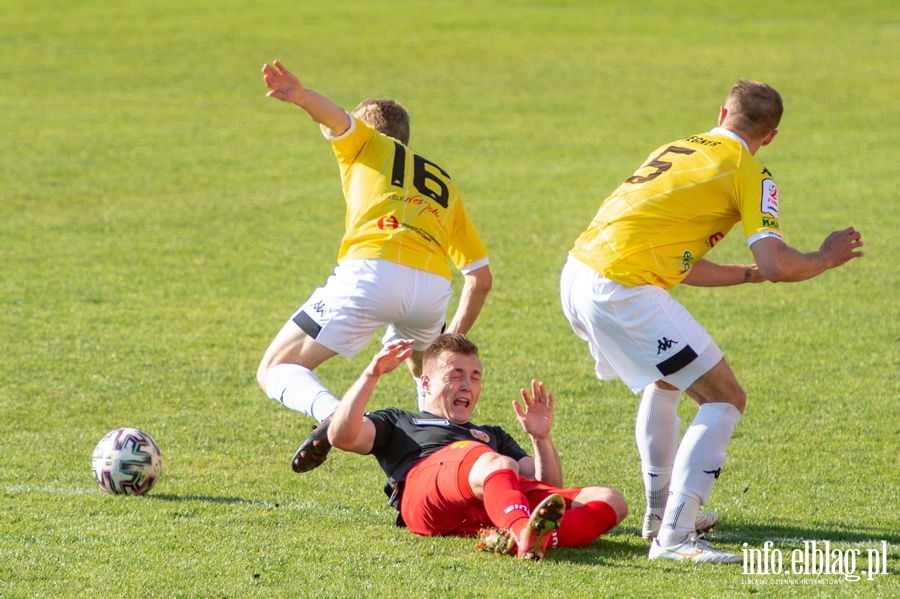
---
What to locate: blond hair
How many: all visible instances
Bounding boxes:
[351,99,410,145]
[722,80,783,141]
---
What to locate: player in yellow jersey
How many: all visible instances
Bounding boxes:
[257,61,492,473]
[561,80,863,563]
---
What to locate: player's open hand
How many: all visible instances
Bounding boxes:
[514,380,554,440]
[368,339,416,378]
[262,60,304,104]
[820,226,864,268]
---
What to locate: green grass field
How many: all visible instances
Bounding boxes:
[2,0,898,597]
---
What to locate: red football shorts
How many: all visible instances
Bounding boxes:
[400,440,589,537]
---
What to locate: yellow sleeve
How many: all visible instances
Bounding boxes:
[323,116,374,166]
[737,159,786,246]
[446,196,488,271]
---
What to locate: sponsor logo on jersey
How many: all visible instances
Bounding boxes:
[471,429,490,443]
[413,418,451,426]
[378,215,400,230]
[386,193,442,217]
[761,178,779,218]
[679,250,694,272]
[706,232,725,248]
[761,218,780,229]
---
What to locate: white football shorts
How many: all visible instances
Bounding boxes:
[289,259,452,358]
[560,255,723,393]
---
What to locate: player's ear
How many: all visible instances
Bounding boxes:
[717,106,728,126]
[420,374,431,394]
[760,129,778,147]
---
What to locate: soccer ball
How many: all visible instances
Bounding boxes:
[91,428,162,495]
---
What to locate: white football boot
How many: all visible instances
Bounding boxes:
[648,533,742,564]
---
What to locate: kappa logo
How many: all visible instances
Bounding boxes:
[312,301,327,317]
[656,337,679,355]
[703,468,722,479]
[378,215,400,230]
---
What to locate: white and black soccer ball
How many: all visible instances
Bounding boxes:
[91,428,162,496]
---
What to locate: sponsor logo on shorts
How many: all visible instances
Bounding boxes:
[471,429,490,443]
[656,337,679,355]
[449,440,470,449]
[312,301,327,317]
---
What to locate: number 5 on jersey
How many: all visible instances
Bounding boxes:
[626,146,696,185]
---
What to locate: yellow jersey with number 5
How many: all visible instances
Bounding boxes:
[325,116,488,280]
[570,128,784,289]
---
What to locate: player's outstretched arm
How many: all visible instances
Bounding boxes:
[446,265,492,335]
[328,339,415,455]
[513,380,562,487]
[750,227,864,283]
[681,258,767,287]
[261,60,351,137]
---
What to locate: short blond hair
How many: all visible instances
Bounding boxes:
[351,99,410,145]
[722,80,783,141]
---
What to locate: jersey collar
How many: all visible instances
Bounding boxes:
[710,127,750,151]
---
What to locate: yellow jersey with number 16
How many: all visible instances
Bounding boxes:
[570,128,784,289]
[325,116,488,281]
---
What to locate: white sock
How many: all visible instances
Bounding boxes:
[658,402,742,545]
[415,376,426,412]
[635,386,682,517]
[265,363,339,423]
[658,489,702,546]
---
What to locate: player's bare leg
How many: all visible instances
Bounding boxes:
[258,321,339,420]
[403,350,428,411]
[258,322,341,472]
